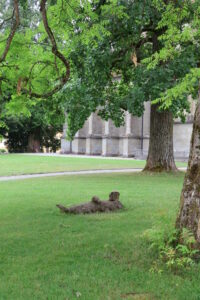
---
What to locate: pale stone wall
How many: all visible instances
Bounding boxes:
[0,139,6,150]
[61,102,193,158]
[173,122,193,158]
[61,107,150,157]
[102,120,119,156]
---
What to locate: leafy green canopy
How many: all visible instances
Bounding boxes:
[53,0,199,138]
[0,0,199,140]
[0,0,69,137]
[145,0,200,107]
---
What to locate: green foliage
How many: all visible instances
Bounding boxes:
[1,0,199,138]
[153,68,200,110]
[144,225,200,274]
[0,0,68,136]
[56,0,198,137]
[145,0,200,107]
[0,100,64,153]
[0,148,6,154]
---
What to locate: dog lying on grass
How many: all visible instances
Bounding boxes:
[56,191,123,214]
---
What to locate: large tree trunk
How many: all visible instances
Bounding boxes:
[176,97,200,243]
[144,104,177,172]
[27,133,41,153]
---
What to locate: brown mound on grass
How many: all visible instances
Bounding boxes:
[56,191,123,214]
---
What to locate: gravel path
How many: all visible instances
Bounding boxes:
[0,167,187,182]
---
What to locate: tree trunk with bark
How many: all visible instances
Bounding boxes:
[176,97,200,243]
[27,133,41,153]
[144,104,177,172]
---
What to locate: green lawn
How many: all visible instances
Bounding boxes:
[0,154,187,176]
[1,172,200,300]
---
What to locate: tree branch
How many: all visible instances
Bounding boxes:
[28,0,70,98]
[0,0,20,63]
[0,8,15,29]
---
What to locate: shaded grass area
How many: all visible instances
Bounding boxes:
[1,172,200,299]
[0,154,187,176]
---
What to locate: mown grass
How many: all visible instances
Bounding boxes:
[1,172,200,300]
[0,154,187,176]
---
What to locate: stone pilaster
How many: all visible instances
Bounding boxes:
[122,112,140,157]
[86,113,102,155]
[71,118,89,154]
[102,120,119,156]
[61,121,72,154]
[141,102,150,157]
[88,113,94,136]
[126,112,132,136]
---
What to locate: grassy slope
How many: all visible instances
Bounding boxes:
[1,172,200,300]
[0,154,187,176]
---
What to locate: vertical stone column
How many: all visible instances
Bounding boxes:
[122,111,141,157]
[105,120,110,135]
[142,101,151,157]
[86,113,102,155]
[126,112,132,136]
[119,121,126,156]
[61,118,72,154]
[102,120,110,156]
[72,121,88,154]
[71,130,80,154]
[123,112,132,157]
[102,120,119,156]
[86,113,94,155]
[88,113,93,136]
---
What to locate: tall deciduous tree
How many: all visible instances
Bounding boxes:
[0,0,198,170]
[148,0,200,242]
[56,0,195,171]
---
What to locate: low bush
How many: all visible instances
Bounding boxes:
[0,149,6,154]
[144,223,200,274]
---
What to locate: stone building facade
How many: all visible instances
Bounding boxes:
[61,102,194,158]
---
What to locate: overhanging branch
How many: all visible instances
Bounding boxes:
[0,0,20,63]
[28,0,70,98]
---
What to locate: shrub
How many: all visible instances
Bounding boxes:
[143,224,200,274]
[0,149,6,154]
